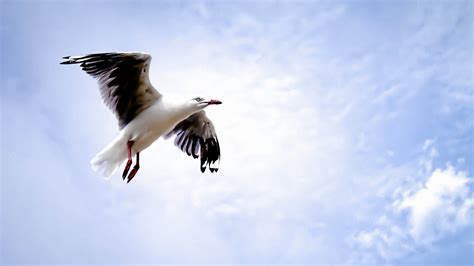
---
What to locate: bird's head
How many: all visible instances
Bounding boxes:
[188,97,222,111]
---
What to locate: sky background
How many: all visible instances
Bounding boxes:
[1,0,473,264]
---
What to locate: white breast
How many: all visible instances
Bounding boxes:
[120,98,190,153]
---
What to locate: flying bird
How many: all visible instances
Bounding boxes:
[61,52,222,183]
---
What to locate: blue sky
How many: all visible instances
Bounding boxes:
[1,0,473,264]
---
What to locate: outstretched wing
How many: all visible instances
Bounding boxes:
[61,52,161,129]
[165,111,220,173]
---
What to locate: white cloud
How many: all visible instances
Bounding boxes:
[373,85,402,104]
[397,166,473,242]
[422,138,435,151]
[351,162,473,263]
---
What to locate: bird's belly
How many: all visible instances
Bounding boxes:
[122,106,181,153]
[133,133,160,153]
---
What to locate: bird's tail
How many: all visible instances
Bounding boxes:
[90,135,127,178]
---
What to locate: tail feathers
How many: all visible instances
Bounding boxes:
[90,137,127,178]
[91,156,122,178]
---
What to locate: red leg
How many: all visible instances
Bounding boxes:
[122,140,134,180]
[127,152,140,183]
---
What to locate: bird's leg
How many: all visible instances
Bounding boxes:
[127,152,140,183]
[122,140,134,180]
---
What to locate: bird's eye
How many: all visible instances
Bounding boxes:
[194,97,204,102]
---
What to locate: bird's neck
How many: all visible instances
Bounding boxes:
[161,97,198,121]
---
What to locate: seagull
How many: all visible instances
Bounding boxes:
[61,52,222,183]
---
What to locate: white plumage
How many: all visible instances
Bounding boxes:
[62,52,222,182]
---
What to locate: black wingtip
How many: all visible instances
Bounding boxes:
[60,56,70,65]
[60,58,74,65]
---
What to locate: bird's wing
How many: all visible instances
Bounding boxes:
[61,52,161,129]
[165,111,220,173]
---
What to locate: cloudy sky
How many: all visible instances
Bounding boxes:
[1,0,473,264]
